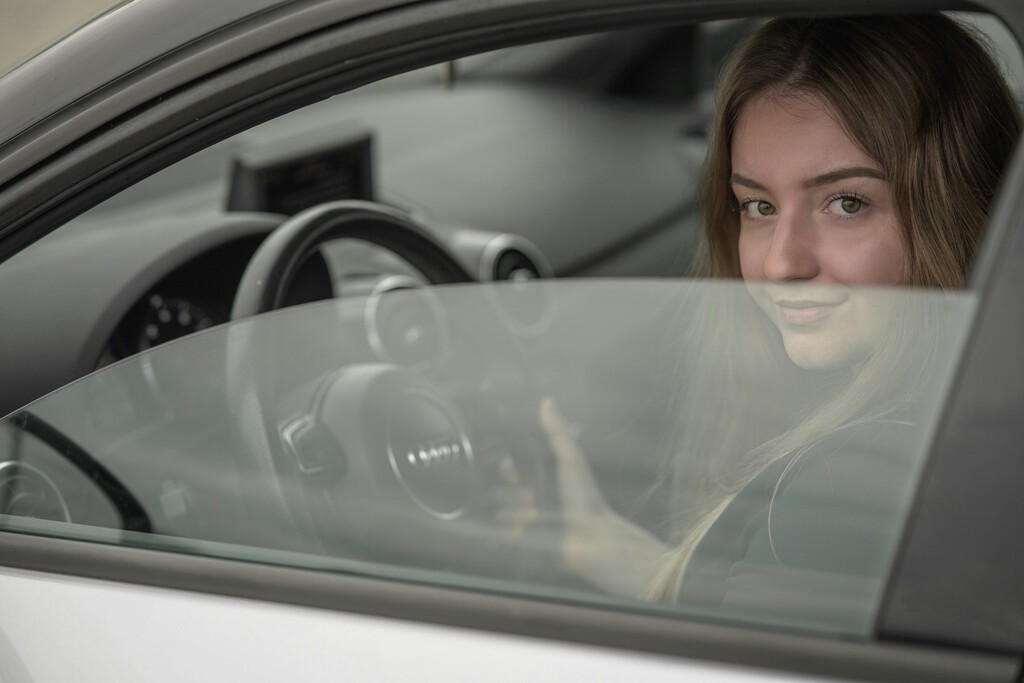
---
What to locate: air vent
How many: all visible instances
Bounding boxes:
[448,230,554,335]
[365,276,448,367]
[449,230,552,282]
[493,248,540,281]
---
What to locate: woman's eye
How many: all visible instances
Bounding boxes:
[741,200,777,218]
[829,195,865,216]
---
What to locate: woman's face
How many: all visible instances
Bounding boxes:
[732,93,906,370]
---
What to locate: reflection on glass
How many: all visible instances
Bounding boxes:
[0,280,973,636]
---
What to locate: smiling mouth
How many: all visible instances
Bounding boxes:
[773,298,846,325]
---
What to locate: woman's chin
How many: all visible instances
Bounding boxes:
[781,334,869,371]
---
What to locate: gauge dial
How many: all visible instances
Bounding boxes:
[137,295,221,351]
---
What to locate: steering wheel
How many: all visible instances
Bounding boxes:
[227,200,555,575]
[231,200,471,318]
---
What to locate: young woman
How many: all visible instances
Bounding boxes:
[541,14,1021,613]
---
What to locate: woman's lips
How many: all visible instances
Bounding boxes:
[773,298,844,325]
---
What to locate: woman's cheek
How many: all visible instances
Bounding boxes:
[827,218,907,287]
[737,227,766,282]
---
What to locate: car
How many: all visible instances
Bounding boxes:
[1,0,1023,681]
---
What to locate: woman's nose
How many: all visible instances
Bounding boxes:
[761,212,819,282]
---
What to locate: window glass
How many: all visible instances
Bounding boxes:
[0,420,120,529]
[0,280,977,635]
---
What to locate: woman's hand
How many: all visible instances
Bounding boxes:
[539,397,669,598]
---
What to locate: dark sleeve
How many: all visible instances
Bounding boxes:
[680,421,923,631]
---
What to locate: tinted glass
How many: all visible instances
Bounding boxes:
[0,280,975,636]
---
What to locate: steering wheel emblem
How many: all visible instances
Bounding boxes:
[386,389,474,519]
[407,436,462,468]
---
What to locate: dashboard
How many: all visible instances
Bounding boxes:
[0,28,712,418]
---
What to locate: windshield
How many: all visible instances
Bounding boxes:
[0,279,974,635]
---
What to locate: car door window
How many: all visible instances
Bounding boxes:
[0,8,1022,679]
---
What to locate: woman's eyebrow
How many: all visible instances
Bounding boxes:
[729,167,887,191]
[730,174,767,190]
[803,167,887,188]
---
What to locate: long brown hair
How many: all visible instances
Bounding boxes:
[650,14,1020,601]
